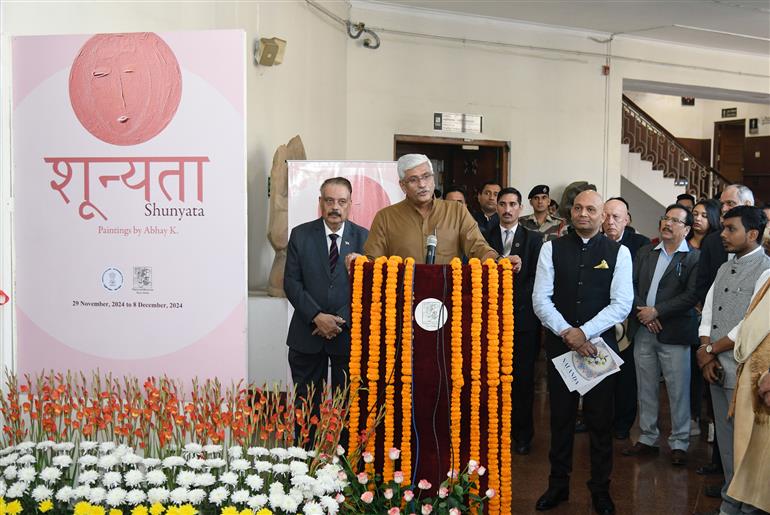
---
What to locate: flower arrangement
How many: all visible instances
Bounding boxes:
[382,256,402,483]
[484,259,500,514]
[449,258,464,471]
[399,258,415,481]
[468,259,483,474]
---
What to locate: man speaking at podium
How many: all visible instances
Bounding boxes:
[363,154,499,264]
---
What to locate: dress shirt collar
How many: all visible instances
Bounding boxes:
[324,221,345,239]
[654,238,689,256]
[499,224,518,239]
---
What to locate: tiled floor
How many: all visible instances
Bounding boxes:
[509,356,724,515]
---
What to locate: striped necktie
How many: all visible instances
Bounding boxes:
[329,234,339,273]
[503,229,513,256]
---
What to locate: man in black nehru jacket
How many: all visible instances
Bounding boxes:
[532,190,633,515]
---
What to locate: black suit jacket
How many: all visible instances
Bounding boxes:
[472,211,499,237]
[628,242,700,345]
[284,218,368,355]
[485,225,543,332]
[619,227,651,260]
[695,230,728,304]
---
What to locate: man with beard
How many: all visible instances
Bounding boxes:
[472,180,501,236]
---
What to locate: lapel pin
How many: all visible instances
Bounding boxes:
[514,242,520,248]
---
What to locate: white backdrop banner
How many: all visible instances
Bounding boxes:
[13,30,247,382]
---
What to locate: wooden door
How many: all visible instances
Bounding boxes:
[714,120,745,183]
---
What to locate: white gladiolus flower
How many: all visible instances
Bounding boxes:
[247,447,269,457]
[220,471,238,486]
[183,443,203,454]
[203,444,222,454]
[142,458,161,468]
[209,486,229,505]
[78,470,99,485]
[88,486,106,504]
[124,469,144,487]
[40,467,62,483]
[31,484,53,502]
[17,454,35,465]
[78,455,98,467]
[205,458,226,469]
[176,470,196,487]
[102,471,122,488]
[80,441,98,452]
[169,487,189,504]
[254,460,272,473]
[248,494,268,509]
[230,458,250,471]
[99,442,116,453]
[187,488,206,504]
[6,481,28,498]
[193,472,215,488]
[53,454,73,468]
[162,456,186,468]
[4,465,18,480]
[272,463,290,474]
[186,457,204,470]
[18,466,36,482]
[245,474,264,491]
[126,489,147,505]
[270,448,289,461]
[55,486,74,503]
[106,487,127,506]
[228,446,243,459]
[145,469,167,486]
[98,455,119,469]
[147,487,170,504]
[231,489,250,503]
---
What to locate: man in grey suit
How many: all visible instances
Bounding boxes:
[284,177,368,421]
[621,203,700,466]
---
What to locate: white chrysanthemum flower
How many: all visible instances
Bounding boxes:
[55,485,74,503]
[187,488,206,504]
[253,461,272,473]
[183,443,203,454]
[220,471,238,486]
[0,454,18,467]
[78,469,99,485]
[37,441,56,450]
[18,466,36,482]
[0,479,6,497]
[105,487,127,507]
[142,458,161,468]
[186,457,204,470]
[113,445,130,458]
[162,456,185,468]
[247,447,269,457]
[245,474,264,491]
[288,447,308,460]
[53,454,73,468]
[88,486,106,504]
[6,481,27,498]
[172,470,192,487]
[17,454,36,465]
[230,458,250,472]
[276,491,300,513]
[0,446,14,456]
[320,495,340,514]
[209,486,229,505]
[193,472,215,488]
[231,489,250,504]
[99,442,116,453]
[121,453,143,466]
[147,487,170,504]
[102,471,122,488]
[272,463,290,474]
[17,441,36,452]
[78,455,98,467]
[248,494,268,509]
[289,461,309,477]
[97,454,119,469]
[169,486,189,504]
[228,446,243,459]
[203,444,222,454]
[145,469,166,486]
[4,465,18,480]
[124,469,144,487]
[31,484,53,502]
[80,441,99,452]
[126,489,147,505]
[303,501,324,515]
[204,458,226,469]
[53,442,75,453]
[40,466,62,483]
[270,448,289,461]
[306,450,316,458]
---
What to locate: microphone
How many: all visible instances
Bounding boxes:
[425,234,437,264]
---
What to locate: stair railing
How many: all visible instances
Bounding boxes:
[621,94,731,200]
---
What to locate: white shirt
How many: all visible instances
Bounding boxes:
[533,237,633,340]
[699,247,770,342]
[498,224,519,256]
[324,222,345,253]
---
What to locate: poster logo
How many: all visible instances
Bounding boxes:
[133,266,153,291]
[102,268,123,291]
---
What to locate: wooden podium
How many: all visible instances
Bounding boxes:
[348,256,515,514]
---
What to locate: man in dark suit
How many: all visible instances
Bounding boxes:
[603,197,651,440]
[472,179,501,236]
[621,204,700,466]
[284,177,368,432]
[485,187,543,455]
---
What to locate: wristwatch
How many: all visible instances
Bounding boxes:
[705,344,714,355]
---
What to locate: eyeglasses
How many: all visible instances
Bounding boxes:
[660,216,686,225]
[402,173,434,186]
[322,197,349,207]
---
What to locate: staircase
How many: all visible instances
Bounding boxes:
[621,95,730,205]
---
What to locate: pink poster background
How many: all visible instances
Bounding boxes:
[12,30,247,383]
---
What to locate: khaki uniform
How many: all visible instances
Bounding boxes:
[519,213,567,242]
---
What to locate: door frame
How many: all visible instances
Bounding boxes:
[713,119,745,174]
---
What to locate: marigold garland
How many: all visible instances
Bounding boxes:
[382,255,402,482]
[468,258,483,470]
[499,259,515,515]
[400,257,415,480]
[450,257,464,472]
[484,258,501,514]
[365,256,387,473]
[347,255,368,458]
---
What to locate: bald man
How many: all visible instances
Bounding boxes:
[533,190,633,515]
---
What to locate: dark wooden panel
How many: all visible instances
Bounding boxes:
[744,136,770,176]
[676,138,711,166]
[742,174,770,205]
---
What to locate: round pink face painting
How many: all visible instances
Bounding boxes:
[69,32,182,146]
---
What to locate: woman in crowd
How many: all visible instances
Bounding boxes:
[688,199,721,249]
